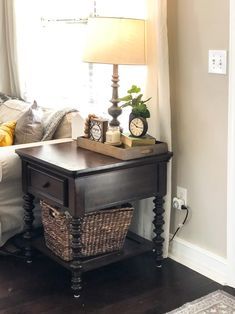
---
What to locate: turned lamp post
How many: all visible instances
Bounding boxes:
[83,17,146,127]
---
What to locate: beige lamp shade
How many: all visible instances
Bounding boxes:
[83,17,146,65]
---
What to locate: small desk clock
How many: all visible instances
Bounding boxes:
[129,116,148,137]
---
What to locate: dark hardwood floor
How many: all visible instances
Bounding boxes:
[0,249,233,314]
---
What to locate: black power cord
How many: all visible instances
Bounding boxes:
[170,205,189,242]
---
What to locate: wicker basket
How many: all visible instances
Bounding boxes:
[41,201,134,261]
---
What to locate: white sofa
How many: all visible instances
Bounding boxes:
[0,98,81,246]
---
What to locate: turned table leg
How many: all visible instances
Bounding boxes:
[153,195,165,268]
[23,193,35,263]
[70,217,83,298]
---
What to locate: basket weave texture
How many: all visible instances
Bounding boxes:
[41,201,134,261]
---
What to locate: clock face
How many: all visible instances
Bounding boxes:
[129,117,147,137]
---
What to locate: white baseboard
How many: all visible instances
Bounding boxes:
[168,235,228,285]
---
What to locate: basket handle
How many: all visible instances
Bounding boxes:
[42,201,61,219]
[140,148,154,154]
[48,207,56,218]
[49,207,63,219]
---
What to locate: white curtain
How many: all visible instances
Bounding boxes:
[131,0,172,257]
[0,0,21,97]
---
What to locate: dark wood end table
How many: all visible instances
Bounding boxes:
[16,141,172,298]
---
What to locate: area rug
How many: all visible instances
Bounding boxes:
[167,290,235,313]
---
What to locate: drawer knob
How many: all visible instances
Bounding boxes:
[42,182,50,188]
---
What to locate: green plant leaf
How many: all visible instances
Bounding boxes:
[144,109,150,118]
[118,95,132,102]
[132,98,137,106]
[127,85,141,94]
[132,103,150,118]
[135,94,143,103]
[142,97,152,104]
[120,102,132,108]
[118,85,151,118]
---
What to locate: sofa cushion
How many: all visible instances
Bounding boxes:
[0,99,30,123]
[14,101,44,144]
[0,121,16,147]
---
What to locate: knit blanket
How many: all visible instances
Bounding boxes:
[42,107,77,141]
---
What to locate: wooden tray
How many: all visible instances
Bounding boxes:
[77,137,168,160]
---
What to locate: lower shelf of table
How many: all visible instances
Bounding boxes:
[32,231,154,272]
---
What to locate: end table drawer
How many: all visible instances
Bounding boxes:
[28,166,68,206]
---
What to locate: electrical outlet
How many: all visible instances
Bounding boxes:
[173,197,185,210]
[177,186,187,206]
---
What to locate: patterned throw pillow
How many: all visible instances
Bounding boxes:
[0,121,16,146]
[14,100,44,144]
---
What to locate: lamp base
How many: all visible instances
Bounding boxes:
[108,64,122,127]
[108,105,122,127]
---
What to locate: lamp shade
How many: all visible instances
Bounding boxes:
[83,17,146,65]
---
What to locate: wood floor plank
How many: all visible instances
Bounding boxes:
[0,252,232,314]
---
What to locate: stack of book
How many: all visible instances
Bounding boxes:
[121,133,156,148]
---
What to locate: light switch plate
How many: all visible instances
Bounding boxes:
[208,50,227,75]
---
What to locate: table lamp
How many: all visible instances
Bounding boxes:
[83,17,146,127]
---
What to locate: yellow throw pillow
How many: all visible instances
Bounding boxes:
[0,121,16,146]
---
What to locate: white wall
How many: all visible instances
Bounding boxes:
[168,0,229,258]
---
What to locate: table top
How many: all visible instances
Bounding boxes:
[16,141,172,175]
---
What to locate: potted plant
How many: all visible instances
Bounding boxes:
[119,85,151,137]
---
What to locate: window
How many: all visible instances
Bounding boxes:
[15,0,147,125]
